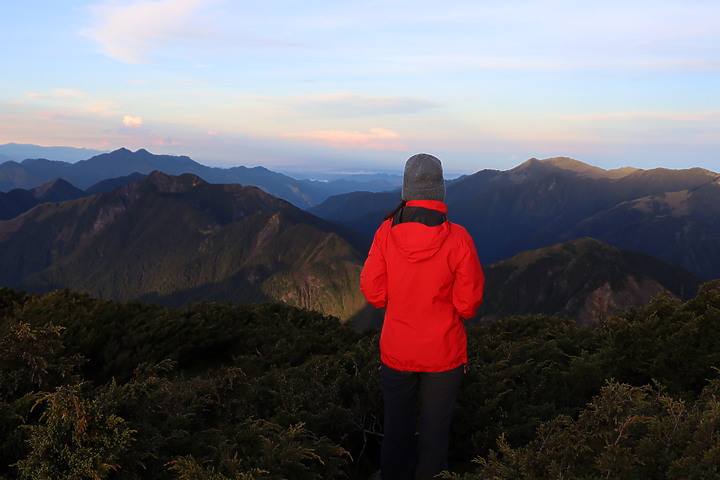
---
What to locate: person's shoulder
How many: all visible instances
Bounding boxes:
[373,218,393,237]
[447,221,477,247]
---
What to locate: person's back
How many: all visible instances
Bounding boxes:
[360,153,484,479]
[363,198,482,372]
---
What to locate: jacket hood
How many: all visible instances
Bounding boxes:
[389,201,451,262]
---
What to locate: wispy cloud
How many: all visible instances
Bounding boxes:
[283,127,405,151]
[82,0,223,64]
[24,88,123,119]
[294,93,440,116]
[231,92,440,119]
[26,89,85,99]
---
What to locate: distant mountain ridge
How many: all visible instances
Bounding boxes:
[0,147,401,208]
[533,156,639,179]
[0,142,107,163]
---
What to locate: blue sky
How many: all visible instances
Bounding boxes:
[2,0,719,176]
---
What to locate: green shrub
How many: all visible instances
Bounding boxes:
[16,383,134,480]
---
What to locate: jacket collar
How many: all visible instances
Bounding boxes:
[405,199,448,214]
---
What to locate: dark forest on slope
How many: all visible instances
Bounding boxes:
[1,281,719,479]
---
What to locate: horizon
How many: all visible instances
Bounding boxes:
[2,1,719,175]
[2,142,720,182]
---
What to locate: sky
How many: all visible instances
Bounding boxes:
[2,0,719,177]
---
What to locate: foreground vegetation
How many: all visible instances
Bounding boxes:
[0,281,718,479]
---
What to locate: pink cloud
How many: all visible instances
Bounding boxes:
[26,89,84,99]
[283,127,405,151]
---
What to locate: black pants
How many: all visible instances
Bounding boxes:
[380,362,465,480]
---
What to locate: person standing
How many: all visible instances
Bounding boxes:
[360,153,485,480]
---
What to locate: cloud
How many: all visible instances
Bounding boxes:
[22,89,122,120]
[82,0,222,64]
[26,89,85,99]
[231,92,441,120]
[283,127,405,151]
[123,115,143,127]
[295,93,440,116]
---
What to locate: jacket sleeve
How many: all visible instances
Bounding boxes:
[452,233,485,319]
[360,226,388,308]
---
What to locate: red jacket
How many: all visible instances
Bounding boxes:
[360,200,484,372]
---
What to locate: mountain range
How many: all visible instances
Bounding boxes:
[0,147,401,208]
[311,157,720,280]
[0,142,107,163]
[0,147,717,327]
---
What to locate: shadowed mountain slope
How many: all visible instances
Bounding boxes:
[0,171,370,321]
[477,237,703,325]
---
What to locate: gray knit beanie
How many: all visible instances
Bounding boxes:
[402,153,446,201]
